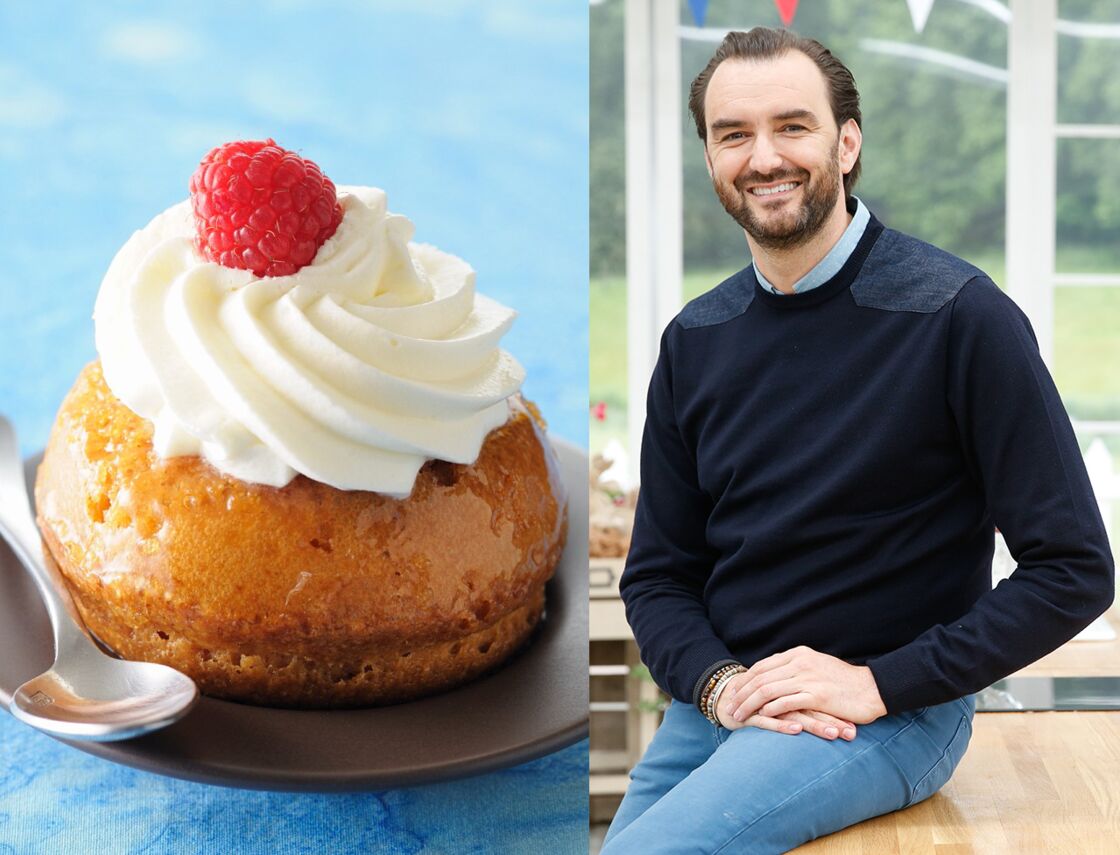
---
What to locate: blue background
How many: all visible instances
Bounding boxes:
[0,0,588,452]
[0,2,589,853]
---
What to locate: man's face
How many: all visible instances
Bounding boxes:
[702,52,859,250]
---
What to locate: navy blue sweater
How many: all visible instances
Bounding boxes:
[620,213,1115,714]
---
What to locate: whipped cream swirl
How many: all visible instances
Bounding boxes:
[94,186,524,496]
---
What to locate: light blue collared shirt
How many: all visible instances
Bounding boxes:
[754,197,870,296]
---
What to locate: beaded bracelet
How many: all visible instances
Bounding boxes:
[698,663,747,725]
[698,664,741,716]
[705,667,746,725]
[697,665,734,719]
[708,670,741,724]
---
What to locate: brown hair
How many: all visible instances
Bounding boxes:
[688,27,862,197]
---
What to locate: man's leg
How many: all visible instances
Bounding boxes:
[602,696,975,854]
[603,700,721,846]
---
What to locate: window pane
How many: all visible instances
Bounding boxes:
[1058,37,1120,127]
[1055,287,1120,421]
[590,0,627,455]
[1058,0,1120,126]
[1056,138,1120,272]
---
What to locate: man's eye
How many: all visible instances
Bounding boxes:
[723,132,747,142]
[783,125,806,132]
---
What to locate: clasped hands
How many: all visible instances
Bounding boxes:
[715,646,887,742]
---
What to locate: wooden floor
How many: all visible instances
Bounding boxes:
[792,605,1120,854]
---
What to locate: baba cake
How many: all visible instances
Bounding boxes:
[33,140,568,708]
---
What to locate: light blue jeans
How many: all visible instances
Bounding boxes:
[602,695,975,854]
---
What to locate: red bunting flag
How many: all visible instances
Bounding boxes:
[774,0,799,27]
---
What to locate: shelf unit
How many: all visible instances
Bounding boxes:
[589,556,664,802]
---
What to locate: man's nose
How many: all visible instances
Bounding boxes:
[748,133,784,175]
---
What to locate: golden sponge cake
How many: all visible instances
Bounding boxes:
[34,362,567,708]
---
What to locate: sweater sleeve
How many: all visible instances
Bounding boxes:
[619,324,739,705]
[867,276,1115,712]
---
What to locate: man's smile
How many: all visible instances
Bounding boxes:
[748,181,801,198]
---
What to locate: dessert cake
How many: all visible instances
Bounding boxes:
[34,140,568,708]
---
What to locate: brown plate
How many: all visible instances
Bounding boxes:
[0,439,589,791]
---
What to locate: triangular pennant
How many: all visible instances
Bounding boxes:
[688,0,709,27]
[774,0,799,27]
[905,0,937,33]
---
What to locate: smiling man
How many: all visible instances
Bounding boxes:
[602,28,1113,854]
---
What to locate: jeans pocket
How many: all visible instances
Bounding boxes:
[905,712,973,807]
[955,694,977,721]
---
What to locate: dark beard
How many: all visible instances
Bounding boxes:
[713,152,842,251]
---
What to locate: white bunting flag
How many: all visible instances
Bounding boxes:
[905,0,937,33]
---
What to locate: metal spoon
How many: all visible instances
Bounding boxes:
[0,415,199,741]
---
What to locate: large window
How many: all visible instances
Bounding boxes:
[1053,0,1120,547]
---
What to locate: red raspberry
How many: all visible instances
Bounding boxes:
[188,139,343,278]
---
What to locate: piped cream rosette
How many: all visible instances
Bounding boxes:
[93,186,524,496]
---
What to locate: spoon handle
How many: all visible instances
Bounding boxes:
[0,415,88,654]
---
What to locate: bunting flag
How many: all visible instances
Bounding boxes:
[690,0,933,35]
[774,0,799,27]
[905,0,937,33]
[688,0,709,27]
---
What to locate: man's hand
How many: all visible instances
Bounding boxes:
[725,646,887,726]
[715,671,859,741]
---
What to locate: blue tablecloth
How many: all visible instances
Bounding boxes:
[0,2,589,852]
[0,717,589,854]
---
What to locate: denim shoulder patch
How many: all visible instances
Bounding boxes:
[677,269,755,329]
[852,229,984,313]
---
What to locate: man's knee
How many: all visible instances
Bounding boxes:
[710,731,912,852]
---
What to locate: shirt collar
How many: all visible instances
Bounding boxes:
[754,196,870,296]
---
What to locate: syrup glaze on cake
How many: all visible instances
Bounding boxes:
[36,362,567,707]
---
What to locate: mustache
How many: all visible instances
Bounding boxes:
[733,171,808,192]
